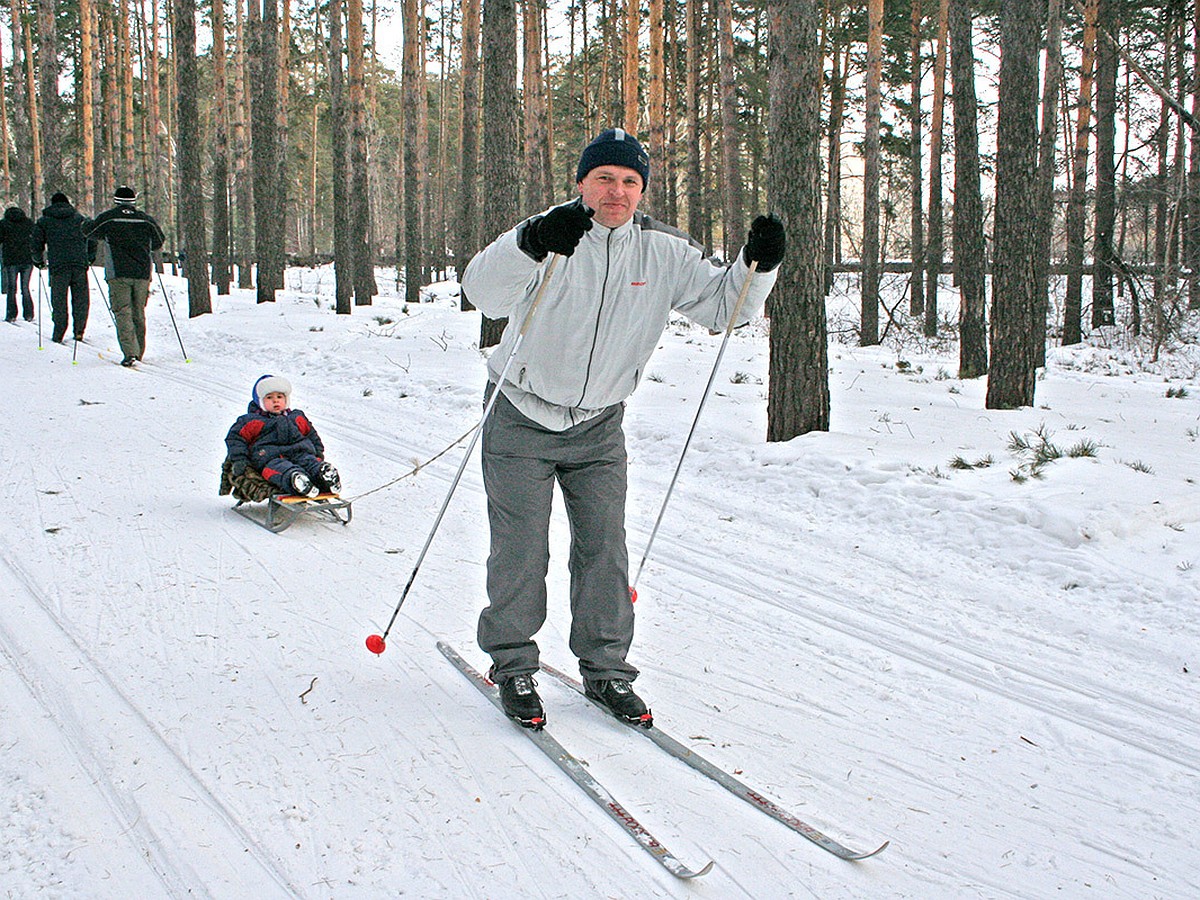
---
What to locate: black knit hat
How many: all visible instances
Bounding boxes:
[50,192,69,204]
[575,128,650,188]
[114,185,138,203]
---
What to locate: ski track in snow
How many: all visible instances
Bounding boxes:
[0,552,300,897]
[3,274,1199,898]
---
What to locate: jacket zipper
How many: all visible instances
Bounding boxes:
[575,228,613,408]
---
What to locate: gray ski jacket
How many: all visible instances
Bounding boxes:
[463,201,777,431]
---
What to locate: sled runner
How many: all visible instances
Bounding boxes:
[234,492,353,533]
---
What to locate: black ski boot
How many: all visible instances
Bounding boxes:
[585,679,653,728]
[496,673,545,729]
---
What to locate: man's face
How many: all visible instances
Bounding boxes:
[577,165,644,228]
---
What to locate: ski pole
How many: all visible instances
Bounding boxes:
[154,267,190,361]
[630,259,760,597]
[88,266,119,333]
[35,266,44,349]
[366,253,563,655]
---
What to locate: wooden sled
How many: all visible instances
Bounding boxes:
[234,492,353,533]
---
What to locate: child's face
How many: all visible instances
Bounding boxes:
[261,391,288,413]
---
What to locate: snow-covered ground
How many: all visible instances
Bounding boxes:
[2,265,1198,899]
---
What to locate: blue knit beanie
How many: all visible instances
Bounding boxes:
[575,128,650,188]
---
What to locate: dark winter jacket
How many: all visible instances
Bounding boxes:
[0,207,34,268]
[225,402,326,476]
[31,199,97,269]
[82,203,165,280]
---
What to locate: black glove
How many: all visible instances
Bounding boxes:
[743,213,786,272]
[231,460,247,477]
[32,257,44,269]
[521,202,594,260]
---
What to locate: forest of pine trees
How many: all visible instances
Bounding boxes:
[2,0,1197,428]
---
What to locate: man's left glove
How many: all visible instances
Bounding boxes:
[231,460,247,477]
[743,213,786,272]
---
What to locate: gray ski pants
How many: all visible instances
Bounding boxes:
[478,386,638,685]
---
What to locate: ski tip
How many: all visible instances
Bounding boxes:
[683,859,715,878]
[846,840,890,861]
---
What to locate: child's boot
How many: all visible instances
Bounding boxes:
[317,462,341,494]
[289,470,320,497]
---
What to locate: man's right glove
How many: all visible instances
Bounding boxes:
[743,213,786,272]
[231,460,247,477]
[32,256,44,269]
[521,202,595,261]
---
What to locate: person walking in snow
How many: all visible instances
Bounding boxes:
[224,375,342,499]
[0,206,35,323]
[30,192,96,343]
[461,127,786,729]
[82,186,165,367]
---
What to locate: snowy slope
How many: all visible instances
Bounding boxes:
[1,267,1198,899]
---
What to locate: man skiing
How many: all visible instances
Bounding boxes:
[462,127,785,728]
[83,186,165,366]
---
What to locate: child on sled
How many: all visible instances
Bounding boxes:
[223,375,341,499]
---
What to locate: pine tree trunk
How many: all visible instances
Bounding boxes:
[986,0,1042,410]
[210,0,232,294]
[349,0,377,303]
[1152,23,1173,339]
[79,0,95,212]
[120,0,134,178]
[402,0,425,304]
[1033,0,1063,366]
[250,0,283,302]
[457,0,481,309]
[766,0,829,440]
[522,0,552,210]
[480,0,518,349]
[824,39,846,294]
[949,0,987,378]
[1188,0,1200,309]
[22,1,41,210]
[623,0,638,130]
[100,6,116,202]
[1092,0,1118,328]
[174,0,211,316]
[307,7,320,263]
[860,0,883,346]
[328,0,354,314]
[5,0,25,201]
[647,0,665,215]
[162,3,178,263]
[716,0,743,259]
[685,0,703,239]
[1063,0,1096,344]
[234,0,255,288]
[279,0,293,256]
[37,0,62,193]
[147,0,163,222]
[924,0,948,338]
[908,0,925,318]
